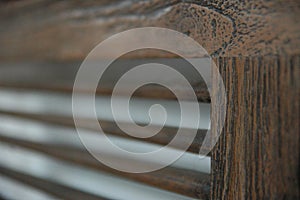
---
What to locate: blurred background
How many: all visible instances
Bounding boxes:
[0,1,214,200]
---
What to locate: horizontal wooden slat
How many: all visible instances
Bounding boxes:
[0,167,108,200]
[0,114,211,174]
[0,136,210,199]
[0,142,197,200]
[0,110,207,154]
[0,59,210,102]
[0,88,210,130]
[0,0,299,60]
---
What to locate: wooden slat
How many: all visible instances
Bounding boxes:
[0,142,198,200]
[0,110,207,154]
[211,56,300,199]
[0,1,299,60]
[0,59,209,101]
[0,166,108,200]
[0,88,211,130]
[0,135,210,199]
[0,112,211,174]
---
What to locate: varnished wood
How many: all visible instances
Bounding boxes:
[1,1,300,199]
[211,56,300,199]
[0,1,299,61]
[0,135,211,199]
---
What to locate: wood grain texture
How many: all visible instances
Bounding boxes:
[211,56,300,199]
[0,135,211,199]
[0,0,299,61]
[0,166,108,200]
[1,1,300,199]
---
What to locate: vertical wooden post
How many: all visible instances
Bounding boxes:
[211,56,300,199]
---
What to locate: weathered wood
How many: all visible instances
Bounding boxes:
[0,0,299,61]
[211,56,300,199]
[0,135,211,199]
[0,166,108,200]
[0,110,207,154]
[1,1,300,199]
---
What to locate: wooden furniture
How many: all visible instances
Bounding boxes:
[0,1,299,199]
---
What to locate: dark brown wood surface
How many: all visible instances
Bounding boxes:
[0,135,211,199]
[0,0,299,61]
[0,166,108,200]
[211,56,300,199]
[0,1,300,200]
